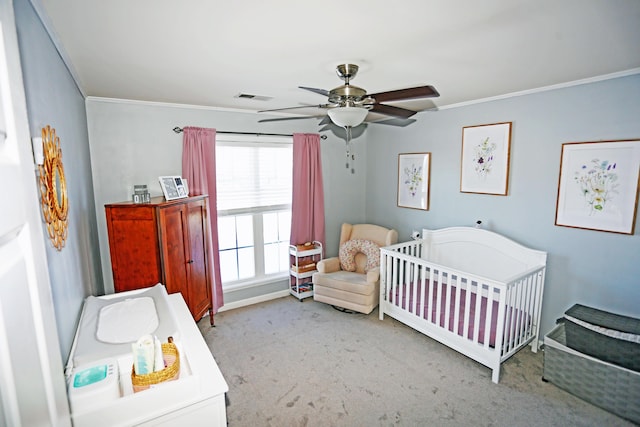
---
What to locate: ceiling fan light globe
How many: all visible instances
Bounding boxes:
[327,106,368,128]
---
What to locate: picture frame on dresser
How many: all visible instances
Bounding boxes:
[555,139,640,234]
[159,176,189,200]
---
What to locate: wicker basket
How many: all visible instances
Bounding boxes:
[291,262,316,273]
[295,242,317,252]
[131,338,180,393]
[544,324,640,424]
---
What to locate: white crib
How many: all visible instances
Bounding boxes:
[379,227,547,383]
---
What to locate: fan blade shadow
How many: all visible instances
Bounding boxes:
[319,122,368,140]
[258,104,330,113]
[370,103,416,118]
[371,117,417,127]
[318,115,332,125]
[258,115,323,123]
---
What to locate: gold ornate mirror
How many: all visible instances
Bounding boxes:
[38,125,68,250]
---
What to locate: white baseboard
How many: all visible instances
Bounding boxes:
[218,289,290,312]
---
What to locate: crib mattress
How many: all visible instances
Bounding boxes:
[390,281,528,348]
[562,304,640,372]
[544,323,640,424]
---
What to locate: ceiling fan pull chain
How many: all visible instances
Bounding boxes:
[345,147,350,169]
[345,126,353,169]
[350,143,355,174]
[351,145,355,174]
[346,145,355,173]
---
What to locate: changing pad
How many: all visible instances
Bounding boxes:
[71,284,179,367]
[96,297,159,343]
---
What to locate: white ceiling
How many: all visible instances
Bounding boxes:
[37,0,640,121]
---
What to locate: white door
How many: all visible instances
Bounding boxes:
[0,1,71,426]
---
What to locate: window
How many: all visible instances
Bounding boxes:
[215,134,292,289]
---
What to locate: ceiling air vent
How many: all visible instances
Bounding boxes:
[235,93,273,101]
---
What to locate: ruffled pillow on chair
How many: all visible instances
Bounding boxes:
[339,239,380,272]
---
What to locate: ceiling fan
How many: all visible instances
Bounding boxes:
[259,64,439,129]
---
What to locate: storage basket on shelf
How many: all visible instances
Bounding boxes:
[291,260,316,273]
[295,242,318,252]
[131,337,180,393]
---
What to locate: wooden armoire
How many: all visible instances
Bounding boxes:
[105,195,213,323]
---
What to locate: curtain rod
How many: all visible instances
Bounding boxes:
[173,127,326,139]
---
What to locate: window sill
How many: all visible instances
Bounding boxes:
[222,273,289,292]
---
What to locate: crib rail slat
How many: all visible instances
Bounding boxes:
[453,277,462,338]
[436,269,443,327]
[482,284,494,350]
[410,262,417,315]
[418,264,426,319]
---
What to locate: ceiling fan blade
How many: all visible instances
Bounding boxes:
[370,103,417,118]
[299,86,330,97]
[369,85,439,103]
[258,104,331,113]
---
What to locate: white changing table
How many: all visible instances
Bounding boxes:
[67,288,228,426]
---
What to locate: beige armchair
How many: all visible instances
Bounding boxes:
[313,223,398,314]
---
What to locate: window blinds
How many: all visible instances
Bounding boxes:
[215,140,293,214]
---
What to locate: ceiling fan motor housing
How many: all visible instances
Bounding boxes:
[330,64,369,107]
[329,85,367,106]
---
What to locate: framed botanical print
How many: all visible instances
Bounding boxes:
[460,122,512,195]
[555,139,640,234]
[397,152,430,210]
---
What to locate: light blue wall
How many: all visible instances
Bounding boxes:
[365,74,640,337]
[14,0,103,362]
[85,100,367,303]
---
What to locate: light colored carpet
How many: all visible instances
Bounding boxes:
[198,296,634,427]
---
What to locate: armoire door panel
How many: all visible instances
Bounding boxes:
[106,210,161,292]
[186,201,211,319]
[158,205,190,299]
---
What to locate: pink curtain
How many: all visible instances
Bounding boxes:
[290,133,326,250]
[181,127,224,315]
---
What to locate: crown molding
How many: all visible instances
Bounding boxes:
[85,96,260,115]
[438,68,640,110]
